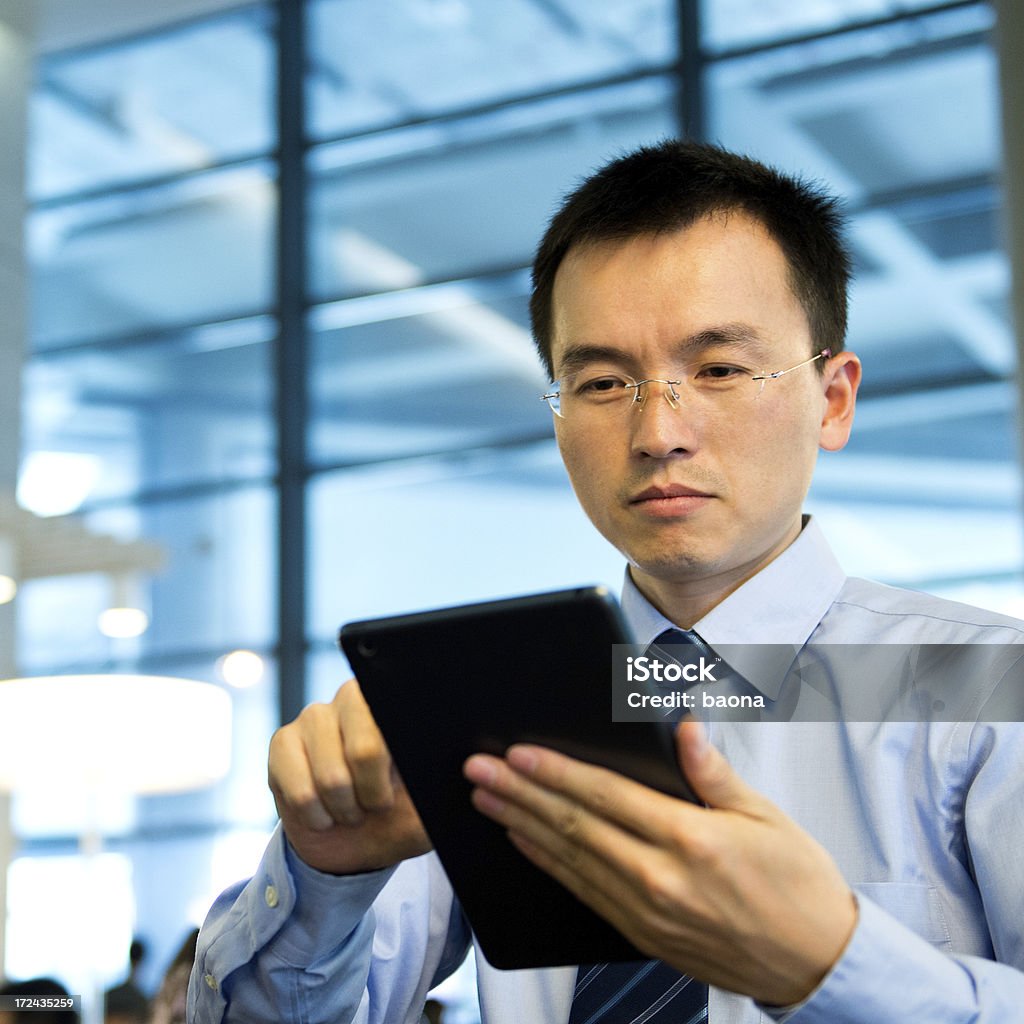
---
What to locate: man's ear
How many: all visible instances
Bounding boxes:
[819,351,861,452]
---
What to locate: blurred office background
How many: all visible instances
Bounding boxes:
[1,0,1022,1016]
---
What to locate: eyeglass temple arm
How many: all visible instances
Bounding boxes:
[751,348,832,382]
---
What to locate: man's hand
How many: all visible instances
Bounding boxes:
[269,679,431,875]
[463,721,857,1006]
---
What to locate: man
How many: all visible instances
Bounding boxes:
[104,937,150,1024]
[188,141,1024,1022]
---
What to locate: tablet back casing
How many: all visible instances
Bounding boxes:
[338,586,693,970]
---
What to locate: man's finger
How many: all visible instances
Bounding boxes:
[465,750,691,874]
[334,680,396,812]
[675,720,770,817]
[466,759,677,929]
[269,727,337,832]
[302,706,364,825]
[489,743,706,843]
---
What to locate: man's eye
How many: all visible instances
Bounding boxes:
[576,376,629,397]
[697,364,744,381]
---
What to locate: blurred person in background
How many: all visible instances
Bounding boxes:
[104,937,149,1024]
[147,930,199,1024]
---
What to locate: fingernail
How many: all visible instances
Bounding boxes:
[507,746,538,774]
[471,787,505,816]
[464,755,497,785]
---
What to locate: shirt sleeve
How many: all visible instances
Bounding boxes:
[760,895,1024,1023]
[762,720,1024,1024]
[187,826,469,1024]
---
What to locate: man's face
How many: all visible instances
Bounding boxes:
[549,212,857,609]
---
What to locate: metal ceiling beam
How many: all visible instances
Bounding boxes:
[676,0,704,139]
[274,0,308,726]
[994,0,1024,517]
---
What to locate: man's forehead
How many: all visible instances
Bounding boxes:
[548,215,804,364]
[550,215,796,321]
[557,214,794,299]
[558,209,776,266]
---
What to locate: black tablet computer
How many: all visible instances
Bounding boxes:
[338,586,696,970]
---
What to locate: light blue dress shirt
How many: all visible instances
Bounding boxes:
[188,520,1024,1023]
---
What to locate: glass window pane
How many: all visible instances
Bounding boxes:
[16,488,275,672]
[309,280,549,466]
[808,496,1024,587]
[30,163,275,349]
[7,827,274,998]
[700,0,977,54]
[310,79,677,300]
[5,852,135,997]
[21,318,273,501]
[30,5,274,199]
[309,0,675,139]
[704,6,1021,591]
[707,11,999,201]
[307,445,627,661]
[840,185,1011,400]
[133,656,278,832]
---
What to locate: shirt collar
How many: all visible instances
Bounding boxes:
[620,517,847,700]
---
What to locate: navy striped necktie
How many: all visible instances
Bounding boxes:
[567,629,709,1024]
[568,960,708,1024]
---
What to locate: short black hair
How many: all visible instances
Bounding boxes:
[529,139,851,379]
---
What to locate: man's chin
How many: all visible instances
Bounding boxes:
[625,549,721,586]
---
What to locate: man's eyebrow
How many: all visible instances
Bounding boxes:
[676,324,768,356]
[555,325,769,377]
[554,344,636,377]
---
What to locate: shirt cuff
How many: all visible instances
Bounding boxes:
[273,831,399,963]
[760,894,977,1024]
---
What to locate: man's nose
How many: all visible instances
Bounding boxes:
[629,381,699,458]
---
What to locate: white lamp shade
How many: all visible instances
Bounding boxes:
[0,675,232,795]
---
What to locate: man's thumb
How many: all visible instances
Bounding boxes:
[676,719,765,815]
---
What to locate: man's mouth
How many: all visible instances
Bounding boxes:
[628,484,715,517]
[631,484,713,503]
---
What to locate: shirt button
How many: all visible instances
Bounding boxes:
[204,974,218,991]
[264,884,279,908]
